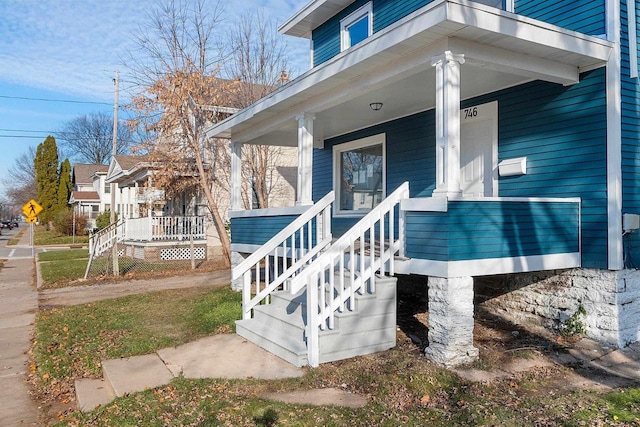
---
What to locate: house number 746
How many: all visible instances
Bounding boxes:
[463,107,478,119]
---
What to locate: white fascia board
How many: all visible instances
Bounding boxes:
[279,0,353,38]
[205,0,613,143]
[396,253,581,278]
[229,205,311,219]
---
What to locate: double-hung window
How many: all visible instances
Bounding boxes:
[340,3,373,51]
[333,134,385,216]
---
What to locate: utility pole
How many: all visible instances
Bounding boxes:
[111,71,120,276]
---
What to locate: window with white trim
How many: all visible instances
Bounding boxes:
[333,134,385,215]
[340,3,373,51]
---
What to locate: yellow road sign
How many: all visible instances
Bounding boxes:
[25,215,38,224]
[22,199,43,217]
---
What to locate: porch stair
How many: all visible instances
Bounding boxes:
[233,182,410,367]
[236,274,397,367]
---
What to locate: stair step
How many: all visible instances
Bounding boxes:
[236,318,308,367]
[252,304,307,338]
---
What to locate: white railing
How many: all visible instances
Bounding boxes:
[126,216,152,241]
[233,191,335,321]
[289,182,409,367]
[88,219,126,257]
[151,216,206,240]
[124,216,206,241]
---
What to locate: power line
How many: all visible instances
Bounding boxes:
[0,94,113,106]
[0,129,52,133]
[0,94,135,110]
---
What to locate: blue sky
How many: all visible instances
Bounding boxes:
[0,0,309,201]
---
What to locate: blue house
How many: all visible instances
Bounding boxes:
[205,0,640,367]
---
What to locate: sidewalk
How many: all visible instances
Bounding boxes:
[0,244,40,425]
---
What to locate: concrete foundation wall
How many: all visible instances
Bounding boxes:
[479,268,640,348]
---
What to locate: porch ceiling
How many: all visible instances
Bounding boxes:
[206,0,613,146]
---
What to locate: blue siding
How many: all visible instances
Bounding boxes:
[405,201,580,261]
[468,68,608,268]
[231,215,299,246]
[313,69,608,268]
[314,111,436,236]
[313,0,370,67]
[313,0,439,66]
[515,0,606,35]
[313,0,604,66]
[621,0,640,268]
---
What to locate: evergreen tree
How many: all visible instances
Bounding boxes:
[34,136,60,224]
[57,158,72,209]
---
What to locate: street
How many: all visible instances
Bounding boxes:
[0,224,44,259]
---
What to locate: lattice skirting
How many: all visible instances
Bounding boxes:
[160,247,206,260]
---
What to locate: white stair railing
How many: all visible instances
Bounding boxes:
[233,191,335,320]
[289,182,409,367]
[84,218,127,279]
[88,219,126,257]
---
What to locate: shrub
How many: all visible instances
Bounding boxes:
[53,209,88,236]
[95,211,118,231]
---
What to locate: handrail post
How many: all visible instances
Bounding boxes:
[243,271,251,320]
[307,271,319,367]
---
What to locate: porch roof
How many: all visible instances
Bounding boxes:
[69,191,100,203]
[205,0,612,146]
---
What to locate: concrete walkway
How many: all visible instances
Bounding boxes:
[0,256,40,425]
[39,268,231,307]
[76,334,306,412]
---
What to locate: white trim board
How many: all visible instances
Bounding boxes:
[229,205,311,219]
[607,0,623,270]
[395,252,581,278]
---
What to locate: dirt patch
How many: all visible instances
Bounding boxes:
[395,275,640,395]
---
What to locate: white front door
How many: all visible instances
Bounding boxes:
[460,101,498,197]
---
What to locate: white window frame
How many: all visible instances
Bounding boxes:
[333,133,386,217]
[340,2,373,51]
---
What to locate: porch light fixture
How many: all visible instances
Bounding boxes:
[369,102,383,111]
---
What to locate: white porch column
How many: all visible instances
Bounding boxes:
[296,113,315,206]
[230,140,243,211]
[431,51,465,198]
[425,276,478,367]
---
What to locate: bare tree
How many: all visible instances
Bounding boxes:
[2,146,37,206]
[57,112,133,164]
[223,12,293,209]
[125,0,234,265]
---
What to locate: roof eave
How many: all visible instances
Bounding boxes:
[210,0,613,143]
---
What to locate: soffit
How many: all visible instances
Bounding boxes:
[208,0,612,145]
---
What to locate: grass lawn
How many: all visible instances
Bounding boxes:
[38,249,218,288]
[39,258,89,286]
[34,225,89,246]
[32,287,241,407]
[38,250,90,286]
[38,249,89,262]
[6,228,25,245]
[31,286,640,426]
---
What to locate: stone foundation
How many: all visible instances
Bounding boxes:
[479,268,640,348]
[425,276,479,367]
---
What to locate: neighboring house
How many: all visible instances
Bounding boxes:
[69,164,114,228]
[103,153,297,262]
[205,0,640,368]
